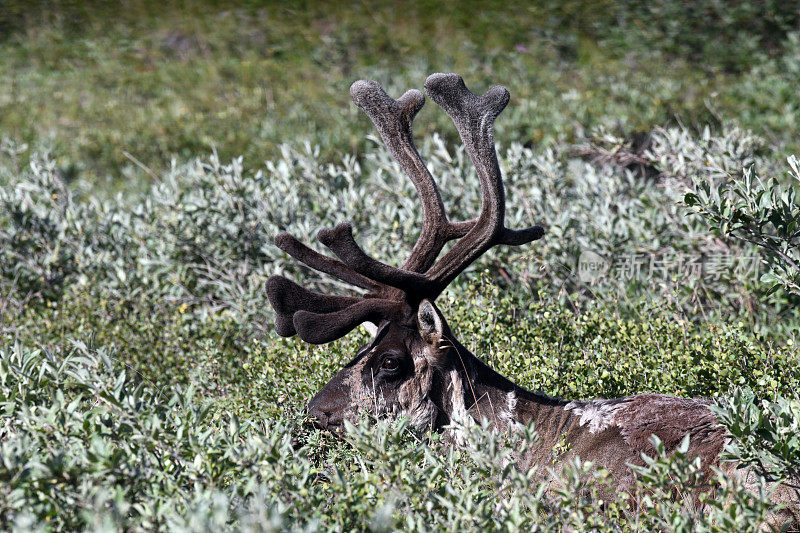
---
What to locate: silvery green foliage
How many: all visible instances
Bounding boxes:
[630,435,774,533]
[501,127,767,312]
[0,343,784,531]
[685,156,800,297]
[0,342,311,531]
[713,389,800,484]
[2,126,783,335]
[645,125,767,185]
[0,155,79,302]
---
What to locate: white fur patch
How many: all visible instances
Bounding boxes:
[506,390,517,414]
[445,369,471,446]
[448,369,467,420]
[499,390,517,422]
[565,399,622,433]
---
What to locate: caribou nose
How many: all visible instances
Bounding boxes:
[306,377,350,431]
[305,403,331,430]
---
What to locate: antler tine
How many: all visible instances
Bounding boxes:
[266,275,363,337]
[423,73,544,296]
[317,222,436,297]
[350,80,469,272]
[267,275,405,343]
[275,232,382,292]
[315,77,537,302]
[293,298,408,344]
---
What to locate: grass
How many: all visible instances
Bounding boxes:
[2,1,800,190]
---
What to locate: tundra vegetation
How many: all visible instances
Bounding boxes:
[1,1,800,531]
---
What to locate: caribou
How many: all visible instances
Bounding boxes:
[266,73,799,526]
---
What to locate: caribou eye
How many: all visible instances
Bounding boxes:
[381,356,400,372]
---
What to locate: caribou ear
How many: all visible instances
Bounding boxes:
[418,299,445,345]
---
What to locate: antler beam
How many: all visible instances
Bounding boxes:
[350,80,472,273]
[422,73,544,296]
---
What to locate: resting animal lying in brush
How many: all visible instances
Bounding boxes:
[267,73,799,528]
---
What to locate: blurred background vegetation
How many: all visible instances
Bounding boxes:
[2,0,799,190]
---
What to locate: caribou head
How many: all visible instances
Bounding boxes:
[267,73,799,526]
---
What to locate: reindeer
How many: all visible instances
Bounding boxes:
[266,73,799,527]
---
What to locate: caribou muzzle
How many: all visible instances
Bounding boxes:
[305,373,352,431]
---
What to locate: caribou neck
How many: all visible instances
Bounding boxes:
[443,339,569,436]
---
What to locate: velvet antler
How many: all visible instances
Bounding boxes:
[267,73,544,344]
[421,74,544,294]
